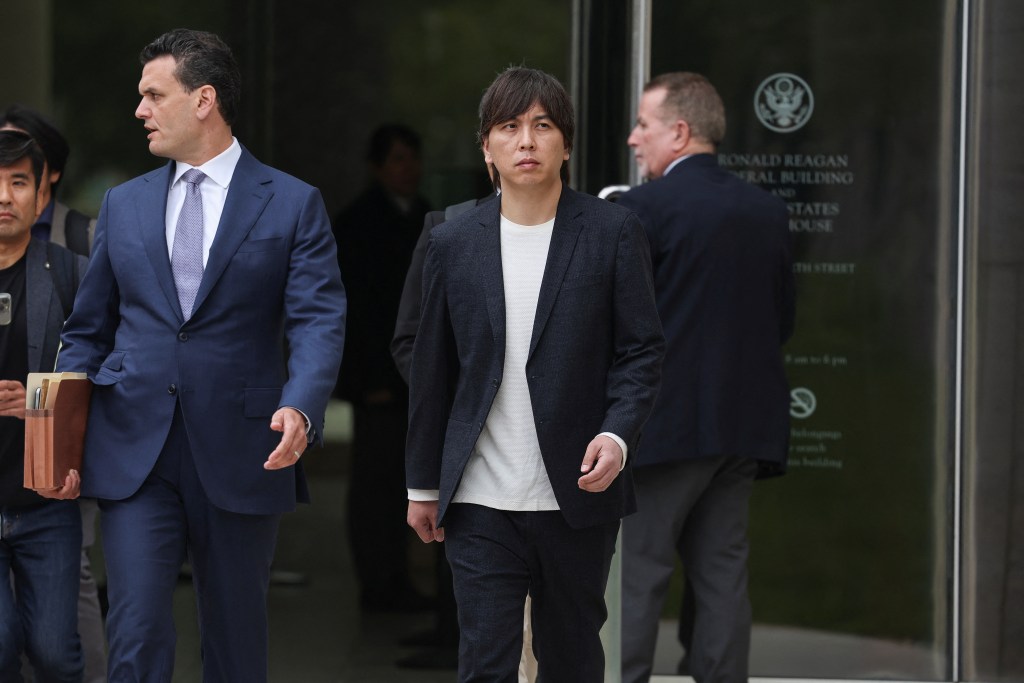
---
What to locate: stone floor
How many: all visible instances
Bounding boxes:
[97,401,940,682]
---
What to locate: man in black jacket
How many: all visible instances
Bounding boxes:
[616,73,796,683]
[0,129,88,682]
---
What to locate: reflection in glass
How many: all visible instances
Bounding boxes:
[645,0,958,678]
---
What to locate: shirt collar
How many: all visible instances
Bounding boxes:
[663,154,694,177]
[172,137,242,190]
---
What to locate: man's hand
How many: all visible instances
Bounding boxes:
[0,380,27,419]
[578,434,623,492]
[36,468,81,500]
[408,500,445,543]
[265,407,307,470]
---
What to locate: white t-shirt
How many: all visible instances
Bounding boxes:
[452,214,559,511]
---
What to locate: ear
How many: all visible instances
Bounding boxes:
[195,85,219,121]
[674,119,691,153]
[48,169,62,186]
[481,135,493,164]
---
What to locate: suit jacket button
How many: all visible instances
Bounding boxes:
[178,332,189,341]
[491,379,499,387]
[168,384,177,395]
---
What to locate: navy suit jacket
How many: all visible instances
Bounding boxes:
[617,154,795,474]
[406,186,665,529]
[56,147,347,514]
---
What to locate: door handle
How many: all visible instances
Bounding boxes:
[598,184,631,201]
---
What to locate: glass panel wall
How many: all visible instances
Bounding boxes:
[642,1,960,678]
[962,0,1024,679]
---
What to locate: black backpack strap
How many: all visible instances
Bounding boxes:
[63,209,92,257]
[45,241,78,320]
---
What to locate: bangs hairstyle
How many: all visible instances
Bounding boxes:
[0,129,45,190]
[478,67,574,189]
[140,29,242,126]
[646,72,726,146]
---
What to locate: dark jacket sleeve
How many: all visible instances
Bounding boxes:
[391,210,446,384]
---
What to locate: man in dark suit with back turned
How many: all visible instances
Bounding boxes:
[55,29,346,682]
[406,66,664,682]
[617,72,795,683]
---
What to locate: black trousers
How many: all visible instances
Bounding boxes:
[444,503,619,683]
[346,404,412,603]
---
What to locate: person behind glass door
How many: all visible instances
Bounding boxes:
[0,106,96,254]
[616,72,796,683]
[333,124,433,614]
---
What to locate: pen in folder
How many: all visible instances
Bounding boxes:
[33,386,41,409]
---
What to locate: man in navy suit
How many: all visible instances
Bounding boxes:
[616,72,795,683]
[56,29,346,682]
[406,67,664,682]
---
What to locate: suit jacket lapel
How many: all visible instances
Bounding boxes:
[137,163,182,322]
[477,199,506,345]
[192,148,273,317]
[528,187,584,359]
[25,240,51,372]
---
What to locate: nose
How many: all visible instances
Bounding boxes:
[627,126,640,147]
[135,99,149,120]
[518,126,535,150]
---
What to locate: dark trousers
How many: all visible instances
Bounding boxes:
[346,404,412,605]
[0,500,83,682]
[621,455,758,683]
[99,407,281,683]
[444,503,619,683]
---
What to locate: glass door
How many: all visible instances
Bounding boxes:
[577,0,964,679]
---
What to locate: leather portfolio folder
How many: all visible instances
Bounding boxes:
[24,372,91,491]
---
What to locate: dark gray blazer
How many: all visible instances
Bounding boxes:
[391,195,496,383]
[27,239,87,373]
[406,186,665,529]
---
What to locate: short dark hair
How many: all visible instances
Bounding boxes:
[0,105,70,190]
[367,124,422,166]
[478,67,574,190]
[0,129,45,190]
[140,29,241,126]
[646,72,726,146]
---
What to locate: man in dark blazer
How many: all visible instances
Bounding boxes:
[1,103,107,683]
[616,73,796,683]
[1,105,96,254]
[390,194,493,671]
[406,67,664,682]
[0,130,88,681]
[333,124,432,613]
[55,30,346,682]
